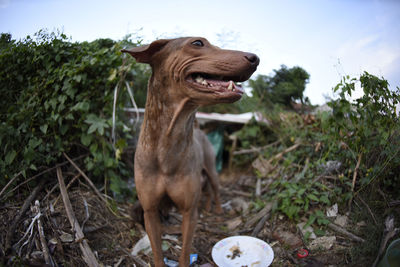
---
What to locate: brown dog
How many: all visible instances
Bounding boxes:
[122,37,259,266]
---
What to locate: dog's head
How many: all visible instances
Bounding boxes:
[122,37,259,105]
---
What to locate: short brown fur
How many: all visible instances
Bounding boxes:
[122,37,259,266]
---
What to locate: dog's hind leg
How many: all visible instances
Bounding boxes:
[203,166,223,214]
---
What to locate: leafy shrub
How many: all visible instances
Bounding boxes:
[327,72,400,194]
[233,72,399,225]
[0,31,150,199]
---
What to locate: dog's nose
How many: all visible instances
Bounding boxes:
[244,53,260,65]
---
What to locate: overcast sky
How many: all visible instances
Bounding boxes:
[1,0,399,105]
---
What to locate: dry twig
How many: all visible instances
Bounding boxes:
[5,179,45,252]
[0,171,22,198]
[245,202,273,229]
[327,222,365,243]
[33,200,53,266]
[356,195,378,225]
[63,152,107,204]
[56,167,100,267]
[349,153,362,210]
[233,140,281,155]
[1,154,87,201]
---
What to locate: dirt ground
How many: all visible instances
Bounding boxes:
[1,167,370,267]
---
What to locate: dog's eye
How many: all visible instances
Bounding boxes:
[191,40,204,47]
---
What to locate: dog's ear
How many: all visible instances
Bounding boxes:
[121,39,170,64]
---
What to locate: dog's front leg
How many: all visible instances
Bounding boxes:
[143,208,165,267]
[179,207,198,266]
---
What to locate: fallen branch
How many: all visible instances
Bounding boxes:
[245,202,273,229]
[272,142,301,161]
[5,179,45,252]
[43,173,81,202]
[34,200,53,266]
[63,152,107,204]
[327,222,365,243]
[251,211,270,237]
[56,167,100,267]
[233,140,280,155]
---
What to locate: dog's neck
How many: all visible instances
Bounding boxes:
[139,77,197,152]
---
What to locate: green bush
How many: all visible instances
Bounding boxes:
[327,72,400,194]
[0,31,150,199]
[233,72,399,224]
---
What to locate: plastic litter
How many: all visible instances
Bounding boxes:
[297,248,309,258]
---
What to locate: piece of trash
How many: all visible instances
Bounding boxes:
[190,254,198,264]
[297,222,317,240]
[272,228,303,248]
[326,203,338,217]
[131,234,152,256]
[226,217,243,231]
[334,214,348,227]
[162,240,170,252]
[230,197,249,214]
[309,236,336,250]
[320,160,342,174]
[297,248,309,258]
[164,257,179,267]
[212,236,274,267]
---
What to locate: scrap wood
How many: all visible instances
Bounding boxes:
[5,178,45,252]
[56,167,100,267]
[327,222,365,243]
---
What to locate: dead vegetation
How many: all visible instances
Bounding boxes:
[0,154,383,266]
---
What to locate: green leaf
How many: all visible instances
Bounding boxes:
[5,150,17,164]
[71,102,90,112]
[40,124,48,134]
[85,114,109,135]
[81,134,93,146]
[307,194,319,202]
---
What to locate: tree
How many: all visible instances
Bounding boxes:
[249,65,310,108]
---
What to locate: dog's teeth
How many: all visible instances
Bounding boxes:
[228,81,233,90]
[195,76,204,84]
[201,80,208,86]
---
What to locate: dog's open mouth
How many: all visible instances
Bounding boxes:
[187,73,244,95]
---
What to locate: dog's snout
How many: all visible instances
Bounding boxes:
[244,53,260,65]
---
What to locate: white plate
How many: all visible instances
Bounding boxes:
[212,236,274,267]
